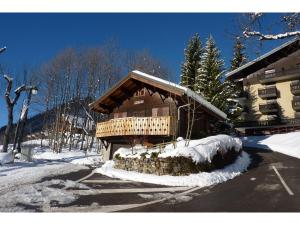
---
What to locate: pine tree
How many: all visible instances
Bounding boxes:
[226,37,248,120]
[180,33,202,90]
[196,35,229,111]
[230,37,247,71]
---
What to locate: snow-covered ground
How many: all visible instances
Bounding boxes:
[0,139,102,211]
[97,151,250,187]
[98,135,250,187]
[242,131,300,159]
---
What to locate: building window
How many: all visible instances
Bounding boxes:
[134,88,145,97]
[152,106,169,117]
[114,112,127,119]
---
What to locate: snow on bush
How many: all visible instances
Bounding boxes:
[242,131,300,159]
[96,151,250,187]
[114,135,242,164]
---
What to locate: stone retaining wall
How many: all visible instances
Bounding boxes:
[114,149,241,176]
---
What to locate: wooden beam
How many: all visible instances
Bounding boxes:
[109,96,123,107]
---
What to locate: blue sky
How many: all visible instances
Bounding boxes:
[0,13,283,127]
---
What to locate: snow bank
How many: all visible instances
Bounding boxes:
[0,151,14,165]
[96,151,250,187]
[242,131,300,159]
[114,135,242,164]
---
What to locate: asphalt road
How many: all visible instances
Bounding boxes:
[43,148,300,212]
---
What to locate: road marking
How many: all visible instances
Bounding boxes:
[70,186,190,195]
[48,186,202,212]
[75,170,96,183]
[272,166,294,196]
[81,179,133,184]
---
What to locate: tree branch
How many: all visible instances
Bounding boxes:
[243,30,300,40]
[4,75,13,106]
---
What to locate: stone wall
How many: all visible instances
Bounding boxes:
[114,149,241,176]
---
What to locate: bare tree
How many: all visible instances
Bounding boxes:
[1,75,27,152]
[241,13,300,41]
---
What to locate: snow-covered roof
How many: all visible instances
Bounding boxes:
[90,70,226,120]
[131,71,227,119]
[226,37,300,80]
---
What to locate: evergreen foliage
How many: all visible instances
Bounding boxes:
[180,33,202,90]
[195,35,230,112]
[230,37,247,71]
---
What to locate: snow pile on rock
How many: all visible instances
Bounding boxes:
[114,135,242,164]
[242,131,300,159]
[96,151,250,187]
[161,135,242,163]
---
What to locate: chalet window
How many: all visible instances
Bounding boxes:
[133,110,145,117]
[152,108,158,117]
[114,112,127,119]
[152,106,169,117]
[134,88,145,97]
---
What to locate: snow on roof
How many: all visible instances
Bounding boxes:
[226,37,300,79]
[132,70,227,120]
[62,114,95,131]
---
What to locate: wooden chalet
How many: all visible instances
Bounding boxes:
[90,70,227,160]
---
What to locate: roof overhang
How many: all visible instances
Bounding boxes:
[89,70,227,120]
[226,37,300,81]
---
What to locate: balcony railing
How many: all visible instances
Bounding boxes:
[259,68,300,84]
[235,118,300,128]
[258,86,277,99]
[292,96,300,111]
[291,80,300,95]
[96,116,175,138]
[259,102,278,114]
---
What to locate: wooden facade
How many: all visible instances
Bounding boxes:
[90,70,227,160]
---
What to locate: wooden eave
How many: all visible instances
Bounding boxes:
[89,71,184,114]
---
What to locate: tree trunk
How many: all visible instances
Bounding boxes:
[2,107,13,152]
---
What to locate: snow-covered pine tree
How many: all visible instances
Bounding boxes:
[226,37,248,120]
[196,35,229,111]
[180,33,202,90]
[230,37,247,71]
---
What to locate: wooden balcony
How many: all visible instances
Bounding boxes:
[96,116,175,138]
[258,86,277,99]
[292,96,300,111]
[259,102,278,114]
[291,80,300,95]
[259,68,300,84]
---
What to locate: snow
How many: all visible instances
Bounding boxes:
[0,179,91,212]
[96,151,250,187]
[114,135,242,164]
[33,146,102,166]
[132,70,227,119]
[0,150,14,165]
[0,139,102,192]
[242,131,300,159]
